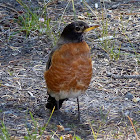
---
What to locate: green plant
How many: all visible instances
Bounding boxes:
[0,121,11,140]
[24,107,55,140]
[12,0,55,41]
[24,112,38,140]
[99,107,110,123]
[100,17,121,60]
[72,135,82,140]
[89,121,101,140]
[83,1,121,60]
[0,107,55,140]
[15,0,39,36]
[71,0,76,20]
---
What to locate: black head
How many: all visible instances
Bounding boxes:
[61,21,89,43]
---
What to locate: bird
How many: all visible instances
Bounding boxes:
[44,21,99,121]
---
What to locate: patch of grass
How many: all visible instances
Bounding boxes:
[99,106,110,123]
[84,1,140,61]
[89,121,101,140]
[0,121,11,140]
[24,107,55,140]
[72,135,82,140]
[13,0,81,48]
[83,1,121,60]
[15,0,40,36]
[71,0,76,20]
[0,109,83,140]
[99,13,121,60]
[12,0,58,46]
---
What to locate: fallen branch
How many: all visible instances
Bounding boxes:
[106,72,140,79]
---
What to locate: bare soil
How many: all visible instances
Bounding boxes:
[0,0,140,139]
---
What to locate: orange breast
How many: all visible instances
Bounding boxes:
[44,41,92,99]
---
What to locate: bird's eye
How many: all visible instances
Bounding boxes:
[75,26,80,31]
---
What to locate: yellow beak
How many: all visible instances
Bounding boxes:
[84,25,99,32]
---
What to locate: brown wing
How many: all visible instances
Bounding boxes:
[44,41,92,95]
[46,46,58,70]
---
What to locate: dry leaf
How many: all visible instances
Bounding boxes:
[57,125,64,132]
[46,135,51,140]
[10,136,20,140]
[60,134,73,140]
[132,71,139,75]
[65,134,73,140]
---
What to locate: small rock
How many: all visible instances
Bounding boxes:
[4,110,13,114]
[111,4,119,9]
[132,97,140,103]
[26,123,32,130]
[100,0,111,2]
[64,128,71,131]
[132,23,136,27]
[30,96,36,100]
[107,15,111,18]
[125,92,134,100]
[124,16,129,20]
[125,98,128,101]
[95,3,98,9]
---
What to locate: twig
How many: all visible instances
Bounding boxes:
[106,72,140,79]
[127,115,139,140]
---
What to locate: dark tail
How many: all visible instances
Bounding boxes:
[46,94,67,111]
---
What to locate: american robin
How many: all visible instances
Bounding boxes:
[44,21,99,120]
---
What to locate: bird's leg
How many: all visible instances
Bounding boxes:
[77,97,80,122]
[55,100,61,122]
[56,100,59,110]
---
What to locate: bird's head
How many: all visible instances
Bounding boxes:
[60,21,99,43]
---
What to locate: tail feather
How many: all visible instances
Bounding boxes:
[46,94,67,111]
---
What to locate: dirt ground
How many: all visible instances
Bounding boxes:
[0,0,140,139]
